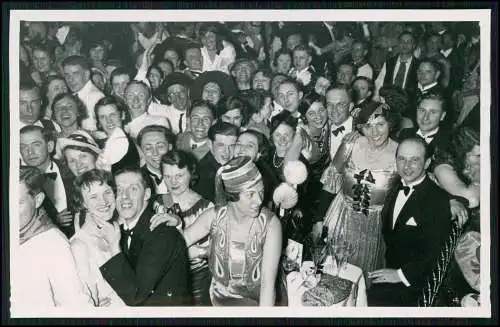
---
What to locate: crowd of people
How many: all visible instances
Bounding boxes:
[14,20,482,308]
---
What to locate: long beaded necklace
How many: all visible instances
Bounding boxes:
[273,152,285,169]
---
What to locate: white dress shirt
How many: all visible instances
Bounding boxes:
[417,81,438,93]
[124,113,172,139]
[356,62,374,80]
[120,205,148,249]
[149,104,187,135]
[43,161,67,213]
[329,116,353,160]
[392,174,426,286]
[75,80,105,132]
[374,56,414,97]
[440,48,453,58]
[201,40,236,75]
[416,127,439,144]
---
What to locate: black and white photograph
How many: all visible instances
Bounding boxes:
[5,7,494,319]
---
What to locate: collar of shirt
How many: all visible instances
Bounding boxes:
[120,204,148,231]
[397,55,413,65]
[418,81,438,92]
[416,127,439,140]
[440,48,453,58]
[43,160,56,173]
[76,80,96,97]
[190,137,209,148]
[401,174,426,189]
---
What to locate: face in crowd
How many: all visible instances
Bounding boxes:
[234,180,265,218]
[189,105,214,142]
[293,49,311,71]
[272,122,295,156]
[20,129,53,170]
[167,84,189,111]
[184,48,203,71]
[53,96,80,129]
[417,62,440,87]
[326,88,352,126]
[63,63,90,93]
[235,132,260,162]
[276,53,292,75]
[20,87,43,124]
[81,180,116,222]
[201,82,222,106]
[111,74,131,100]
[125,83,150,119]
[361,112,391,149]
[416,98,446,133]
[277,82,303,114]
[115,171,151,222]
[96,103,123,136]
[139,130,172,172]
[305,101,328,130]
[396,140,430,185]
[212,133,237,165]
[64,147,97,177]
[162,163,191,197]
[221,108,244,128]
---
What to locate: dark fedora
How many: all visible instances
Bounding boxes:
[162,72,194,91]
[190,71,237,101]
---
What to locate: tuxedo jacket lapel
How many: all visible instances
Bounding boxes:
[381,179,401,236]
[126,202,154,266]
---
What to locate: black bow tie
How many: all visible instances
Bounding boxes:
[44,172,58,180]
[332,125,345,136]
[397,182,413,196]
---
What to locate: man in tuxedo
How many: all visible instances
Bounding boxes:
[99,167,191,306]
[398,92,450,162]
[20,125,75,238]
[137,125,175,198]
[62,55,105,131]
[367,137,452,306]
[374,31,420,101]
[192,121,239,203]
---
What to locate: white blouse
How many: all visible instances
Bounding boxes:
[201,40,236,75]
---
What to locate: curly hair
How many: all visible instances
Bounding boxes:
[51,92,89,126]
[449,126,480,183]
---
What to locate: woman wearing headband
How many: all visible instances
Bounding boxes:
[182,156,282,306]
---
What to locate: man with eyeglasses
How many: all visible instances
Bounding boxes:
[123,81,172,139]
[325,85,355,160]
[176,100,215,161]
[152,72,193,135]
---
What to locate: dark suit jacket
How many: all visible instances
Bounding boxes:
[398,127,451,163]
[381,176,452,290]
[41,159,79,238]
[100,202,191,306]
[383,56,420,96]
[192,152,220,203]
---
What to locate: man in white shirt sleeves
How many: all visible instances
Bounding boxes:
[11,167,91,310]
[62,55,105,132]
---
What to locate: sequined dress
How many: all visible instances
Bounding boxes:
[321,137,399,276]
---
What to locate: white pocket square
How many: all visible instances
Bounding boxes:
[406,217,418,226]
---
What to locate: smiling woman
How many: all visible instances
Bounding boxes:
[51,93,88,138]
[69,169,126,307]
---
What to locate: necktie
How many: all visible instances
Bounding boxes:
[179,113,184,134]
[398,183,411,196]
[393,60,407,88]
[120,225,134,252]
[44,172,58,180]
[332,125,345,136]
[149,171,162,185]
